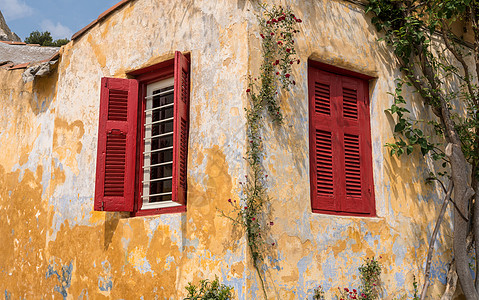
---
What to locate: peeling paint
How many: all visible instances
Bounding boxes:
[0,0,455,299]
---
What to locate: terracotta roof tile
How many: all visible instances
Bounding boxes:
[9,62,29,70]
[0,41,26,45]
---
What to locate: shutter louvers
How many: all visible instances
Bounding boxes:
[94,77,138,212]
[343,87,358,120]
[344,133,361,197]
[316,130,334,196]
[315,82,331,115]
[107,90,129,121]
[172,51,190,206]
[104,132,127,196]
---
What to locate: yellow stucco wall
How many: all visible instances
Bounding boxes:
[0,0,454,299]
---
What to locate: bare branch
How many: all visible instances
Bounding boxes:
[420,181,454,300]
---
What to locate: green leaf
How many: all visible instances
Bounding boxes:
[406,145,413,155]
[395,122,406,132]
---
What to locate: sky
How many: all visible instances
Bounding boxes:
[0,0,121,41]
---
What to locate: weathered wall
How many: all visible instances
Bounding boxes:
[0,0,453,299]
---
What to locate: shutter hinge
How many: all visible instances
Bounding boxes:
[101,201,104,211]
[104,80,108,88]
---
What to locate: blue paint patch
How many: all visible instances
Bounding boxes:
[4,290,11,300]
[78,289,88,299]
[49,194,94,241]
[393,238,405,266]
[98,260,113,292]
[133,257,153,275]
[45,259,73,300]
[394,272,405,287]
[98,276,113,292]
[147,218,161,242]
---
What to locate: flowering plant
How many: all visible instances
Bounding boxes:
[220,4,301,297]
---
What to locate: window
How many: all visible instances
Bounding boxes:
[94,51,190,215]
[308,61,375,216]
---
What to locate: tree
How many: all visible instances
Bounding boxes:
[365,1,479,299]
[24,30,69,47]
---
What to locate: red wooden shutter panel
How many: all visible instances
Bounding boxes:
[309,69,338,212]
[94,77,138,212]
[172,51,190,205]
[341,80,372,214]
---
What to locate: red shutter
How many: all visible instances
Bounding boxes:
[309,65,375,215]
[94,77,138,211]
[340,78,373,214]
[172,51,190,205]
[309,68,340,212]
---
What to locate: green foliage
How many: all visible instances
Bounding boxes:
[384,79,446,161]
[313,285,326,300]
[365,0,479,297]
[24,30,69,47]
[336,257,382,300]
[52,38,69,47]
[365,0,479,174]
[184,276,233,300]
[412,275,419,300]
[358,257,382,299]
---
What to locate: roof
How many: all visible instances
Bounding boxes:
[71,0,135,41]
[0,41,59,69]
[0,0,134,71]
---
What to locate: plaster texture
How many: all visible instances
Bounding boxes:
[0,0,454,299]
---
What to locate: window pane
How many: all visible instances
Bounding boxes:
[142,82,174,204]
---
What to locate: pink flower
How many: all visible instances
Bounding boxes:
[275,59,280,65]
[290,61,294,64]
[296,19,303,23]
[270,32,274,36]
[269,221,274,225]
[344,288,349,292]
[285,73,291,78]
[244,206,248,209]
[271,242,275,246]
[272,18,277,23]
[292,80,296,85]
[246,88,250,92]
[297,59,300,64]
[228,199,232,202]
[286,48,291,53]
[276,72,280,75]
[252,217,256,221]
[260,34,265,39]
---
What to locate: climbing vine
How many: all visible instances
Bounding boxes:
[365,1,479,299]
[221,3,301,296]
